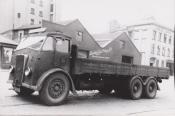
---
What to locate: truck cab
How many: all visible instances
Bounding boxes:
[8,32,75,105]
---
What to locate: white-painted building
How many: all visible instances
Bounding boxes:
[126,23,174,67]
[0,0,61,33]
[109,19,174,75]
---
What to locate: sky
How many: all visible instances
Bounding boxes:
[59,0,175,33]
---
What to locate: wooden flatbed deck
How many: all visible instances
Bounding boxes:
[74,58,169,79]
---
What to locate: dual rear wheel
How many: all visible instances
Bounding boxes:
[115,77,157,100]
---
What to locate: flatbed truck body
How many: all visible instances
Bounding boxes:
[8,32,170,105]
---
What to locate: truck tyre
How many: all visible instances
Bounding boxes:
[99,88,112,95]
[144,79,157,99]
[15,87,34,96]
[39,73,70,106]
[129,78,143,100]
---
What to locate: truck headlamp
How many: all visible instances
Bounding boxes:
[25,67,32,77]
[9,65,14,73]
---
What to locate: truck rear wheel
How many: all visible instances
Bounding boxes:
[144,79,157,99]
[129,78,143,100]
[39,73,70,106]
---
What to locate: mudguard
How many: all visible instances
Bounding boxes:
[36,68,77,95]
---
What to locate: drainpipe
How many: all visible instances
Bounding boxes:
[173,25,175,90]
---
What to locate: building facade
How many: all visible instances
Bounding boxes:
[0,0,60,33]
[126,23,174,75]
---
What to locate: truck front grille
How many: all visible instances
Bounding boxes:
[14,55,25,87]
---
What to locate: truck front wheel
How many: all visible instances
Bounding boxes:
[144,79,157,99]
[39,73,70,106]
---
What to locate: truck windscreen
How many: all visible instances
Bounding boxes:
[16,36,46,50]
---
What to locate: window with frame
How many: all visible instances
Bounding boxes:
[167,48,170,57]
[119,40,125,49]
[50,4,54,12]
[2,47,14,63]
[39,0,43,7]
[30,19,34,25]
[17,13,21,18]
[158,32,162,41]
[30,8,35,15]
[156,60,159,67]
[39,11,43,17]
[78,50,89,58]
[169,36,171,44]
[56,38,69,53]
[18,31,24,40]
[122,55,133,64]
[76,31,83,41]
[157,46,160,55]
[151,44,155,54]
[153,30,156,40]
[164,34,167,43]
[42,37,54,51]
[162,47,165,56]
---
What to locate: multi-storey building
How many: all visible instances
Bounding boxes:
[0,0,60,33]
[109,20,174,75]
[125,23,174,75]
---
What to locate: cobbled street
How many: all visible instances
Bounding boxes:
[0,70,175,116]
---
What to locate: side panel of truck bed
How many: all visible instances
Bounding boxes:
[74,58,169,79]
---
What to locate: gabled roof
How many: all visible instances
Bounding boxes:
[0,35,18,45]
[56,19,77,26]
[93,31,123,48]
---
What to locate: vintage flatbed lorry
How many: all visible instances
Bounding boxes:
[8,32,169,105]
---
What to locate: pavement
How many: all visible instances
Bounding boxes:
[0,69,175,116]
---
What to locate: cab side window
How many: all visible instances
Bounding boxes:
[56,38,69,53]
[42,37,54,51]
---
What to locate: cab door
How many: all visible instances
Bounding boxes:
[54,37,70,72]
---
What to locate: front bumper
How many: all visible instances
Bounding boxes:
[7,79,38,91]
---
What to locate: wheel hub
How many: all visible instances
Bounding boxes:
[49,79,65,98]
[149,83,155,93]
[134,86,138,92]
